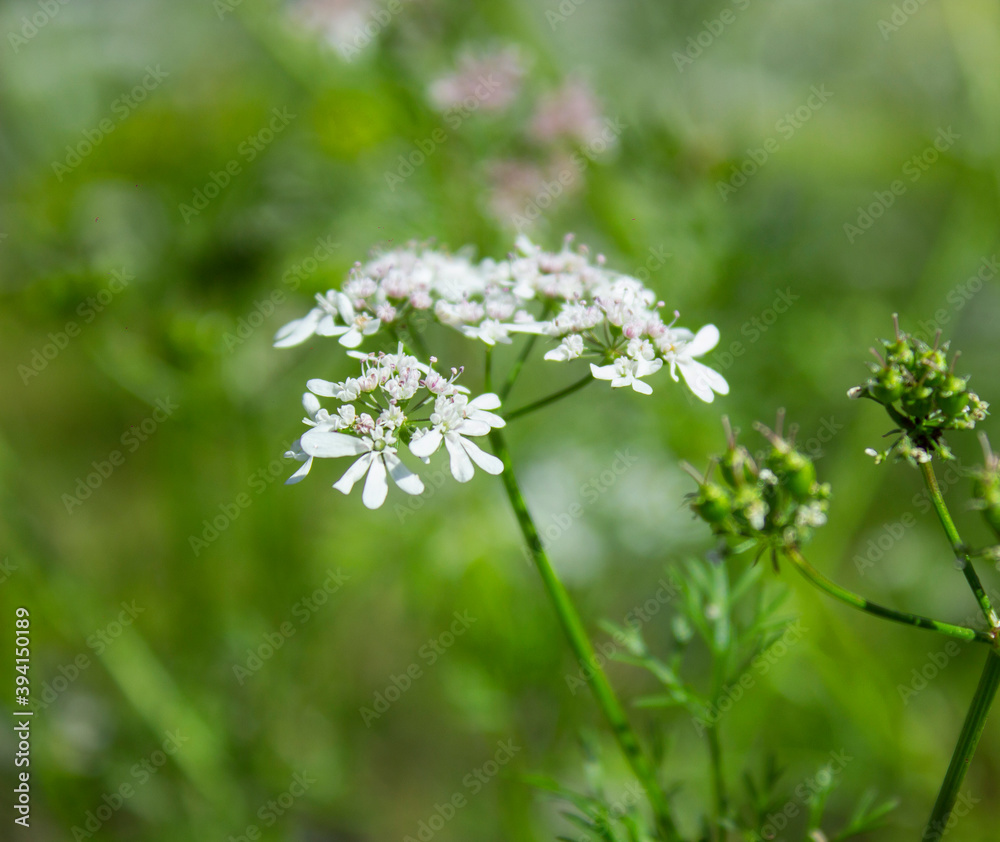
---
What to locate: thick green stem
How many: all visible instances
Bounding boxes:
[503,375,593,423]
[920,461,1000,630]
[784,547,993,645]
[923,650,1000,840]
[489,428,679,841]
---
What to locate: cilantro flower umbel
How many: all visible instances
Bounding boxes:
[273,235,729,402]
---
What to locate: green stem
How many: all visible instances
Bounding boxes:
[923,650,1000,841]
[499,334,540,401]
[485,346,494,394]
[503,375,594,423]
[784,547,993,645]
[920,461,1000,630]
[498,304,553,401]
[489,428,679,841]
[706,723,726,840]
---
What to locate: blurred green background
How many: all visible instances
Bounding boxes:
[3,0,1000,838]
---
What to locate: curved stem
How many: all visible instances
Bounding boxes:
[489,428,679,841]
[920,461,1000,630]
[503,375,594,423]
[784,547,993,645]
[923,650,1000,841]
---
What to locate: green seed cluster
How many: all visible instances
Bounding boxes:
[686,417,830,554]
[851,316,988,454]
[972,435,1000,537]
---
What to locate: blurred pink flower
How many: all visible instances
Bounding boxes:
[529,78,608,147]
[485,154,583,225]
[428,47,526,113]
[290,0,376,58]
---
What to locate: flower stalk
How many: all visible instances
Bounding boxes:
[489,426,679,842]
[923,650,1000,841]
[784,546,992,645]
[920,461,1000,631]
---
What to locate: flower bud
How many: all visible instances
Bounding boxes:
[693,483,731,523]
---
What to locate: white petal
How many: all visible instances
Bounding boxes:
[333,453,373,495]
[285,456,313,485]
[459,437,504,475]
[334,292,356,322]
[302,430,369,458]
[339,327,363,348]
[677,359,724,402]
[630,379,653,395]
[444,433,475,483]
[470,393,502,411]
[685,324,720,357]
[384,453,425,496]
[455,418,491,437]
[590,363,615,381]
[273,310,322,348]
[302,392,322,417]
[409,429,443,458]
[316,316,350,337]
[362,455,389,508]
[307,379,339,397]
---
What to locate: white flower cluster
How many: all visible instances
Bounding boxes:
[274,236,729,401]
[285,346,505,509]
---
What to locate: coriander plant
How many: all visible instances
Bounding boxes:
[274,232,996,842]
